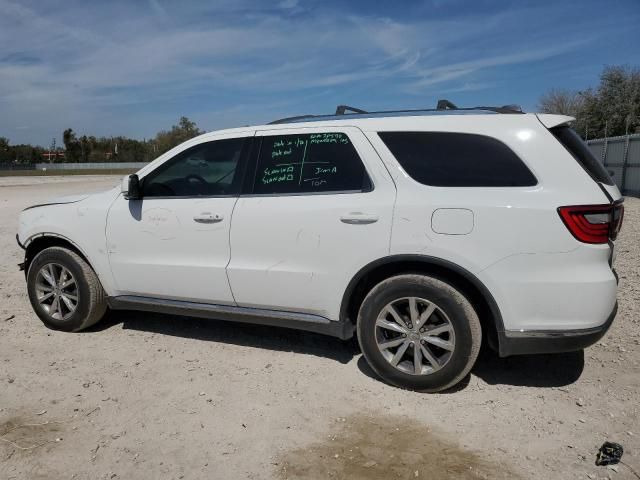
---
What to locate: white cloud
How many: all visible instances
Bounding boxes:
[148,0,168,17]
[0,0,611,145]
[278,0,298,9]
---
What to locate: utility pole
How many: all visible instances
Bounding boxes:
[625,114,636,136]
[49,138,56,164]
[585,118,589,141]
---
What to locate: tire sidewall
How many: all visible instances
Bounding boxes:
[27,248,93,332]
[357,275,477,391]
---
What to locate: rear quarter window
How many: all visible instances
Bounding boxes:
[550,126,614,186]
[378,131,537,187]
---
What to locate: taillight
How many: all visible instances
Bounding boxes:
[558,203,624,244]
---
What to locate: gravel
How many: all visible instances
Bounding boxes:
[0,176,638,479]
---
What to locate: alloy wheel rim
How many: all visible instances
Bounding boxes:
[35,263,79,321]
[375,297,455,375]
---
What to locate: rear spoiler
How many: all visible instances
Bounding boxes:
[536,114,575,129]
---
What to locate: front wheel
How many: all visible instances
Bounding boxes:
[357,274,481,392]
[26,246,107,332]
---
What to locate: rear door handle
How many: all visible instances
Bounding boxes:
[340,213,379,225]
[193,213,223,224]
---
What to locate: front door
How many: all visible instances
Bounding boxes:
[106,133,252,304]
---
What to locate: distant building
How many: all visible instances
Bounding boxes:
[41,151,65,161]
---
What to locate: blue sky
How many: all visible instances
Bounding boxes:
[1,0,639,147]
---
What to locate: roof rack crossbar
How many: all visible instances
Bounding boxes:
[436,99,458,110]
[335,105,368,115]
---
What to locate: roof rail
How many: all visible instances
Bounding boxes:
[436,99,523,114]
[268,99,524,124]
[268,114,318,124]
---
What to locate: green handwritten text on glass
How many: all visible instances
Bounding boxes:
[261,133,351,187]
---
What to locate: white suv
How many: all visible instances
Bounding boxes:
[17,103,624,392]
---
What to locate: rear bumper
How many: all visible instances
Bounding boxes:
[498,301,617,357]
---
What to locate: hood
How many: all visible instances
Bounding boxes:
[23,193,91,211]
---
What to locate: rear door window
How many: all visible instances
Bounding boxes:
[550,126,614,186]
[251,132,371,194]
[378,131,537,187]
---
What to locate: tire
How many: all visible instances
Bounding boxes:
[26,246,107,332]
[357,274,481,392]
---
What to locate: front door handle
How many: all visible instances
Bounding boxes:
[193,213,223,224]
[340,213,379,225]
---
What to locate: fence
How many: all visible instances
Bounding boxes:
[33,162,148,171]
[587,133,640,196]
[0,163,34,171]
[0,162,149,172]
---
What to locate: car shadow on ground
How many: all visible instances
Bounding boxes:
[472,346,585,388]
[93,310,360,365]
[356,346,585,392]
[94,311,585,388]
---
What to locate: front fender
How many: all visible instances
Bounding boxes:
[17,188,120,295]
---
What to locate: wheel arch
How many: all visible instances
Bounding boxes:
[339,255,505,352]
[23,233,93,277]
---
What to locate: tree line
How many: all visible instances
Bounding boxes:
[0,117,203,164]
[538,65,640,139]
[3,65,637,164]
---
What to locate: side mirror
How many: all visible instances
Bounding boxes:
[122,174,142,200]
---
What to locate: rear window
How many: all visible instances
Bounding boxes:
[550,126,614,186]
[378,131,537,187]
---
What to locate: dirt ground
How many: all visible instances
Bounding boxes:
[1,176,638,480]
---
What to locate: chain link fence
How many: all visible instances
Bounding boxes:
[33,162,148,170]
[587,134,640,196]
[0,162,148,176]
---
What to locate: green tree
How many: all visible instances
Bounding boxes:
[0,137,11,163]
[537,88,583,117]
[540,65,640,138]
[153,116,203,155]
[63,128,82,162]
[79,135,91,162]
[594,65,640,136]
[13,144,45,164]
[0,116,204,167]
[0,137,45,164]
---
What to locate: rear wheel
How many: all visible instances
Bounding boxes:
[27,247,107,332]
[357,274,481,392]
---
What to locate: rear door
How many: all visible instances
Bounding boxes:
[226,126,396,320]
